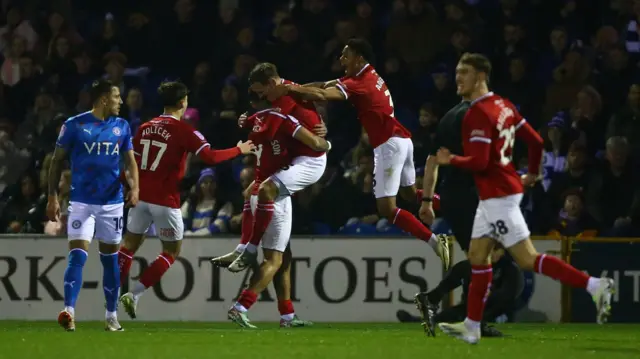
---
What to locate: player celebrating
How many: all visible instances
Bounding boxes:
[47,79,139,332]
[116,81,254,319]
[227,90,331,328]
[266,38,450,268]
[434,53,614,344]
[212,62,328,273]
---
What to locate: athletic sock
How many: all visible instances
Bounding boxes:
[63,248,88,310]
[534,254,590,289]
[134,253,175,298]
[118,247,135,286]
[248,200,274,247]
[234,289,258,312]
[391,208,438,249]
[278,299,295,321]
[100,252,120,313]
[239,200,253,246]
[466,264,493,326]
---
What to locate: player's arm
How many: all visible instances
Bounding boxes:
[284,84,347,102]
[47,146,67,199]
[123,150,139,191]
[293,126,332,152]
[423,155,439,200]
[185,128,255,164]
[514,119,544,176]
[302,80,338,88]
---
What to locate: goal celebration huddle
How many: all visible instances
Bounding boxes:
[46,38,614,343]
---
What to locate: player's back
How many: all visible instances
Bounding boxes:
[246,109,296,185]
[134,115,198,208]
[337,65,410,148]
[465,93,524,199]
[273,79,323,158]
[59,111,132,205]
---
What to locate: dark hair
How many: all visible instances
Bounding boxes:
[89,79,114,104]
[346,38,375,63]
[158,81,189,108]
[459,52,492,78]
[248,63,279,85]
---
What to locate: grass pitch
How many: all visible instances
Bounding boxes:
[0,322,638,359]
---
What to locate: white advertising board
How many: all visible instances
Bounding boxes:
[0,237,562,322]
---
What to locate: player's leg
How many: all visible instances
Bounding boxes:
[229,197,291,328]
[94,203,125,331]
[273,247,313,326]
[375,138,448,265]
[211,182,254,267]
[118,201,152,285]
[438,203,494,344]
[120,204,184,319]
[59,201,94,331]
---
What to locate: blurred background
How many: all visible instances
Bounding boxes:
[1,0,639,240]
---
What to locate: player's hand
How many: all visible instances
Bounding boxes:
[46,197,61,222]
[266,84,289,102]
[313,122,328,138]
[435,147,453,165]
[237,140,256,154]
[238,112,248,128]
[419,202,435,225]
[521,173,538,188]
[126,187,139,208]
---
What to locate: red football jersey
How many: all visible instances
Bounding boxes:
[336,64,411,148]
[453,92,543,200]
[246,109,301,190]
[134,115,209,208]
[271,79,324,158]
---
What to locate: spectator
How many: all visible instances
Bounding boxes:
[182,168,234,236]
[0,173,40,233]
[412,103,439,162]
[541,114,569,191]
[548,189,600,238]
[586,137,640,229]
[341,171,379,235]
[0,6,38,53]
[547,141,593,212]
[606,83,640,159]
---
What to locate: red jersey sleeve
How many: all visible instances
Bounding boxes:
[269,112,302,137]
[450,106,492,172]
[514,116,544,175]
[272,95,296,115]
[180,122,241,164]
[336,77,362,99]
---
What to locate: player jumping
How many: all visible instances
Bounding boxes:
[212,62,328,273]
[434,53,614,344]
[266,38,450,268]
[47,79,139,332]
[116,81,254,319]
[227,90,331,328]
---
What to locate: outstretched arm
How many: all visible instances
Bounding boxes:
[293,126,331,152]
[302,80,338,89]
[285,84,347,102]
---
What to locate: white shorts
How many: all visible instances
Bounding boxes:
[471,193,531,248]
[373,137,415,198]
[67,201,124,244]
[249,195,292,252]
[127,200,184,241]
[271,154,327,197]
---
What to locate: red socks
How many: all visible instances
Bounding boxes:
[466,265,493,322]
[240,200,253,245]
[249,201,274,246]
[139,252,175,288]
[237,289,258,310]
[535,254,589,289]
[278,299,294,316]
[118,247,135,286]
[391,208,435,242]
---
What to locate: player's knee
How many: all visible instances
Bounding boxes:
[123,232,143,252]
[376,202,396,219]
[467,241,492,266]
[161,241,181,259]
[258,181,278,201]
[513,252,538,271]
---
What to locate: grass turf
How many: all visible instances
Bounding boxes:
[0,322,638,359]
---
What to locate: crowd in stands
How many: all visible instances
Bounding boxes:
[1,0,639,238]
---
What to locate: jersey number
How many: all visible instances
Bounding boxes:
[498,126,516,166]
[384,90,396,118]
[140,139,167,171]
[253,144,263,166]
[113,216,123,231]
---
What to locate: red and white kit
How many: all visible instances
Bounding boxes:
[266,79,327,196]
[128,115,242,241]
[336,64,413,198]
[452,92,543,247]
[245,109,303,251]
